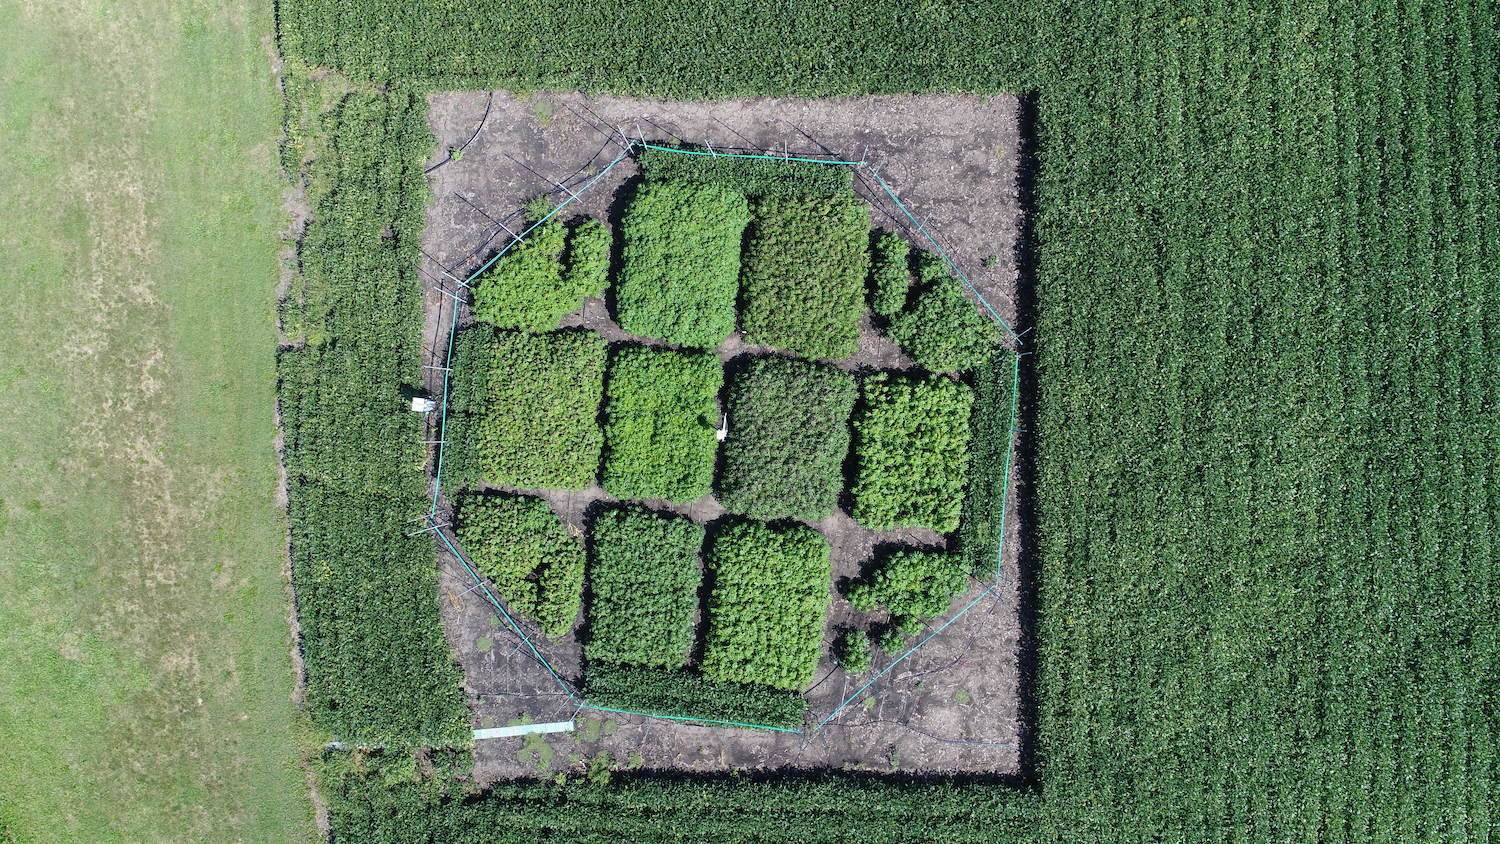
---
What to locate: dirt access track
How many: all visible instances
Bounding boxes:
[416,91,1027,781]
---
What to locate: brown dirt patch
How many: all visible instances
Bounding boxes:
[419,91,1025,780]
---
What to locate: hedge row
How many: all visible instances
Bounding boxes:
[278,87,468,749]
[639,144,855,197]
[738,193,870,360]
[581,663,806,730]
[714,357,855,522]
[957,350,1017,577]
[431,325,491,491]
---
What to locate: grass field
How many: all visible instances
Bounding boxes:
[0,2,312,841]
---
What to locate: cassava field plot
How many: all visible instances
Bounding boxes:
[418,93,1026,777]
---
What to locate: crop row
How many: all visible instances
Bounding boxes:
[581,663,807,730]
[639,145,856,196]
[276,1,1039,95]
[278,87,469,749]
[324,760,1043,843]
[1030,1,1500,839]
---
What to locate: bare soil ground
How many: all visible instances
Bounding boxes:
[418,91,1025,780]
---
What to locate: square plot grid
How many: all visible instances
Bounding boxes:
[420,91,1026,780]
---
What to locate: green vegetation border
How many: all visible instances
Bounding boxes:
[279,88,470,750]
[639,142,856,196]
[325,763,1044,843]
[583,663,807,731]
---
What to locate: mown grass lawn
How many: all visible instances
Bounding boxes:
[0,1,312,841]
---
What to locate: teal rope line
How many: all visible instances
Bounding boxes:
[443,526,804,731]
[813,585,998,732]
[639,141,856,167]
[579,704,804,734]
[466,142,638,283]
[641,142,1016,345]
[429,290,462,515]
[810,352,1020,734]
[807,354,1019,730]
[448,526,807,733]
[866,167,1022,345]
[429,143,638,514]
[434,527,580,702]
[995,352,1020,585]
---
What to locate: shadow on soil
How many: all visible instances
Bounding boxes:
[470,763,1040,794]
[1010,93,1043,788]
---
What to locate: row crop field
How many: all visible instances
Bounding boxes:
[1033,2,1500,838]
[279,84,470,750]
[277,0,1499,842]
